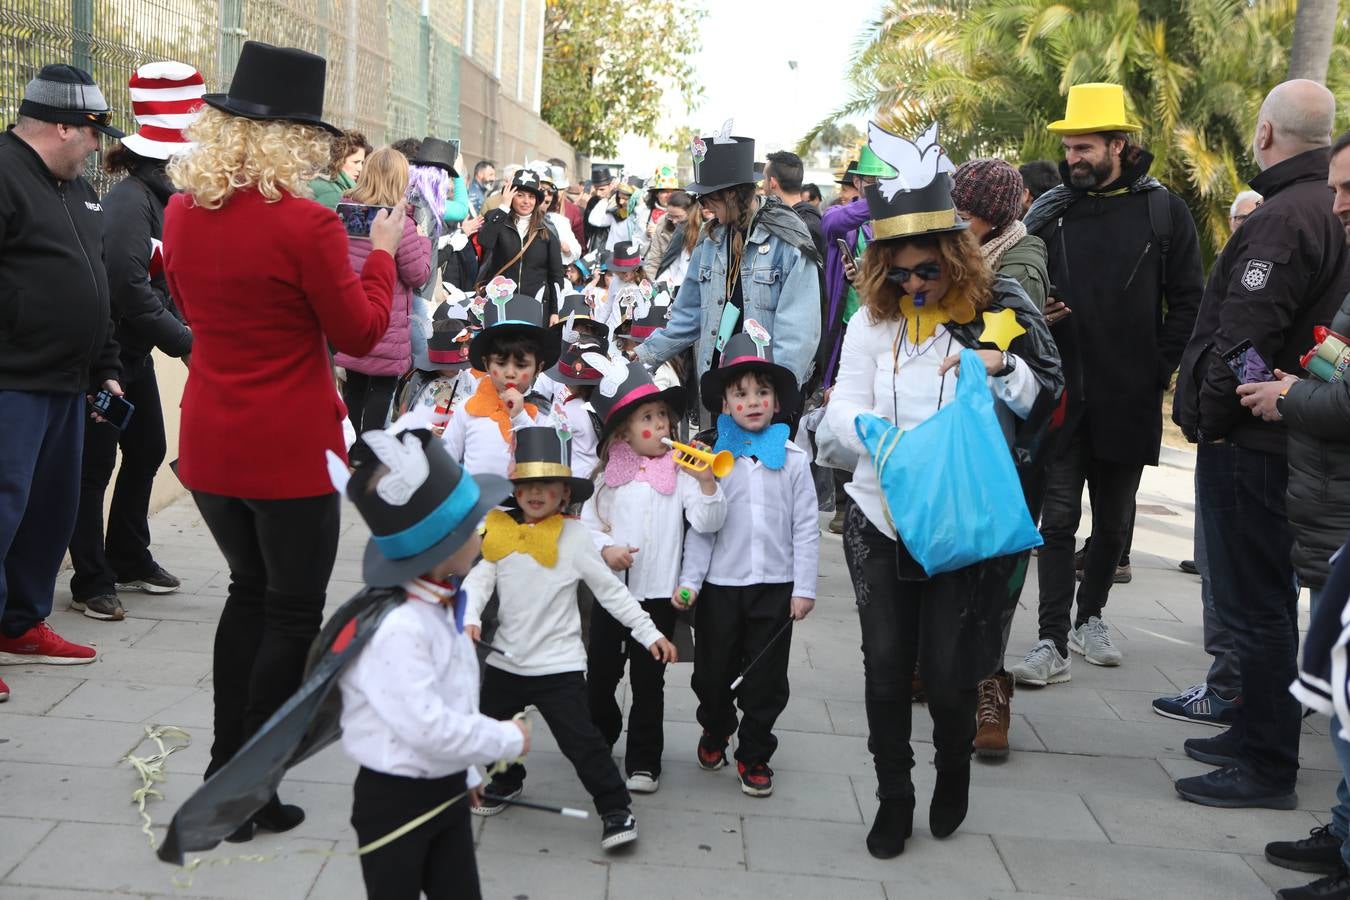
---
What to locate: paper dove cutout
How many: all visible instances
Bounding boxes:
[582,351,628,398]
[363,431,431,506]
[325,449,350,495]
[561,312,581,346]
[713,118,735,144]
[868,121,956,200]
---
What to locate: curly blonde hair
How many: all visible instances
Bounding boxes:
[168,107,333,209]
[857,230,994,323]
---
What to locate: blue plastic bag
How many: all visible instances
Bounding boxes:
[855,348,1042,575]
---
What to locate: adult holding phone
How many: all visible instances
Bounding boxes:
[162,41,403,840]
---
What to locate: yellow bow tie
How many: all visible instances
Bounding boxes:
[481,509,563,568]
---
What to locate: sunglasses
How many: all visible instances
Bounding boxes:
[884,262,942,286]
[83,111,112,127]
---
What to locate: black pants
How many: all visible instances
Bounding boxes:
[69,356,166,601]
[342,371,398,433]
[478,667,630,814]
[1198,441,1300,789]
[691,581,793,765]
[842,504,981,799]
[351,767,479,900]
[1036,427,1143,653]
[588,597,677,776]
[193,491,340,775]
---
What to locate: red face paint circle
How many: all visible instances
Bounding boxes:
[735,404,743,412]
[641,429,652,439]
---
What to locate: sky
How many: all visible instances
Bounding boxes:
[613,0,884,174]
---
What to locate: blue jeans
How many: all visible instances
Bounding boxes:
[0,391,84,636]
[1197,441,1301,789]
[1194,472,1240,697]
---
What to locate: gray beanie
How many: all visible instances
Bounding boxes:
[19,64,124,138]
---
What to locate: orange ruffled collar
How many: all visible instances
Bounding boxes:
[463,376,537,443]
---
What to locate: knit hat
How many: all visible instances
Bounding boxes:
[951,159,1025,230]
[121,62,205,160]
[19,64,124,138]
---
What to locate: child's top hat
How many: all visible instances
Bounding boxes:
[547,332,610,386]
[511,426,593,503]
[585,354,684,439]
[338,428,510,587]
[427,317,473,370]
[699,323,799,414]
[609,240,643,272]
[685,121,755,196]
[614,281,671,341]
[203,41,340,135]
[552,291,607,339]
[467,277,561,371]
[861,121,968,241]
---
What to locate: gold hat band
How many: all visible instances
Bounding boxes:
[512,461,574,481]
[871,207,963,240]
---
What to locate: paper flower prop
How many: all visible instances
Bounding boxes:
[583,351,628,398]
[468,292,488,320]
[691,137,707,163]
[744,318,772,355]
[868,121,955,200]
[980,308,1026,351]
[485,276,516,303]
[552,401,573,454]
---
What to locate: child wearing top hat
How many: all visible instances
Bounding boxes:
[592,240,645,333]
[334,426,526,900]
[544,326,609,479]
[463,426,678,850]
[580,357,727,792]
[402,304,478,430]
[441,278,561,477]
[613,281,682,391]
[678,326,819,798]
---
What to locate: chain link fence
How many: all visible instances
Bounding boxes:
[0,0,570,193]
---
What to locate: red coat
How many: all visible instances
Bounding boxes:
[163,188,395,499]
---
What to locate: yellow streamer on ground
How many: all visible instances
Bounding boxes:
[122,725,192,850]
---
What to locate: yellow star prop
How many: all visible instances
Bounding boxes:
[980,308,1026,351]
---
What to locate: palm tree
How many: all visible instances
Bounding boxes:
[807,0,1350,260]
[1289,0,1340,82]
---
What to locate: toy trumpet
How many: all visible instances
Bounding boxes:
[661,437,735,478]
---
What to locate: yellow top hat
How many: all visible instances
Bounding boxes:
[1048,83,1141,135]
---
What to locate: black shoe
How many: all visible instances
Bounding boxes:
[1268,826,1346,875]
[1179,559,1199,575]
[470,781,521,817]
[929,766,969,838]
[117,563,181,595]
[70,592,124,621]
[1184,732,1240,767]
[1278,868,1350,899]
[253,795,305,833]
[1174,765,1297,810]
[866,797,915,859]
[600,809,638,850]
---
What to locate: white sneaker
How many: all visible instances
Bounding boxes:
[624,771,659,793]
[1070,617,1122,666]
[1007,639,1071,687]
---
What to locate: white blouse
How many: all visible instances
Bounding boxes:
[825,312,1038,539]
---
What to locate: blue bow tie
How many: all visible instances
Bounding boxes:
[715,414,789,470]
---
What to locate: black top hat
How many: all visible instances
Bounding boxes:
[591,165,614,185]
[699,328,799,414]
[547,333,609,386]
[467,280,561,371]
[511,426,593,503]
[511,168,545,201]
[427,317,473,370]
[685,135,755,195]
[203,41,340,135]
[347,429,510,587]
[609,241,642,271]
[412,137,459,176]
[550,294,609,343]
[864,173,967,241]
[836,160,859,185]
[587,355,685,439]
[619,283,672,341]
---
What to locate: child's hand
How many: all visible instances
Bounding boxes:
[512,718,532,756]
[687,440,717,490]
[602,545,639,570]
[790,597,815,620]
[469,785,484,809]
[465,624,481,642]
[500,386,525,413]
[649,637,678,663]
[671,586,696,610]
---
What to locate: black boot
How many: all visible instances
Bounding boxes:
[253,794,305,834]
[929,766,970,838]
[866,797,914,859]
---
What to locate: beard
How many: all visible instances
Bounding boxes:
[1067,156,1115,189]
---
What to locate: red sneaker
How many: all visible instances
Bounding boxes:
[737,761,774,797]
[696,730,727,771]
[0,673,9,701]
[0,622,97,665]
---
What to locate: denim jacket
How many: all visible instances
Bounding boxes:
[637,214,822,385]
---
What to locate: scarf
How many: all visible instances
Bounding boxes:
[603,440,678,494]
[714,414,789,470]
[898,290,978,345]
[463,376,537,443]
[481,508,563,567]
[980,220,1027,270]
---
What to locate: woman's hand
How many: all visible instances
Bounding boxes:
[461,215,484,237]
[500,185,518,209]
[938,349,1004,378]
[370,199,408,256]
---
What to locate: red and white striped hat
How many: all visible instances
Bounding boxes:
[121,61,206,160]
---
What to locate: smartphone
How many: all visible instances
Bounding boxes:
[1221,339,1275,384]
[835,238,852,257]
[336,202,392,238]
[89,389,135,430]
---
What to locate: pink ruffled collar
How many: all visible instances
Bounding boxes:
[604,440,678,495]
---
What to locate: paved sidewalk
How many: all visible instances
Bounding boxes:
[0,447,1334,899]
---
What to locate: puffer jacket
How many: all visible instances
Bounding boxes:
[334,211,431,377]
[1281,292,1350,588]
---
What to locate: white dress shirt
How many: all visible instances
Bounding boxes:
[558,396,600,479]
[582,468,726,600]
[441,394,541,478]
[679,442,819,598]
[338,582,525,783]
[825,313,1038,539]
[464,518,664,675]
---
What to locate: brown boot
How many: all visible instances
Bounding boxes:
[973,672,1012,760]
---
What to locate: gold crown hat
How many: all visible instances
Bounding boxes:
[1047,83,1141,135]
[861,121,967,241]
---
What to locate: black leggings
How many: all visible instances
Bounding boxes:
[342,371,399,433]
[351,768,479,900]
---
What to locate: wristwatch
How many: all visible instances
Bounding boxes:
[994,351,1017,378]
